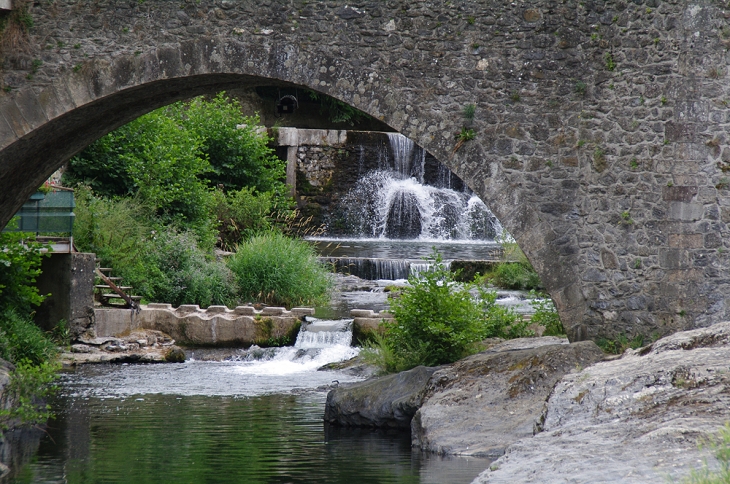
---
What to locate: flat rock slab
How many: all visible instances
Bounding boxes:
[325,365,438,428]
[474,321,730,483]
[412,337,606,457]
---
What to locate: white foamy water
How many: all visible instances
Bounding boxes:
[62,322,361,398]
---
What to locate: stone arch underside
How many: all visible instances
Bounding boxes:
[0,0,727,342]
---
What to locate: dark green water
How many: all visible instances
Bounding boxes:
[5,363,489,484]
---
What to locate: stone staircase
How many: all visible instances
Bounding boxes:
[94,266,142,308]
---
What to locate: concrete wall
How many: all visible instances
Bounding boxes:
[34,252,95,337]
[94,304,314,347]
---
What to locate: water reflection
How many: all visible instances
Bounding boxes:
[7,390,488,484]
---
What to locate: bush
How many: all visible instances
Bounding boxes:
[227,232,332,308]
[64,93,292,246]
[492,262,542,291]
[0,223,48,314]
[131,230,236,308]
[0,358,59,428]
[529,293,565,336]
[372,252,531,372]
[0,310,57,366]
[72,186,154,272]
[487,235,542,291]
[213,187,295,250]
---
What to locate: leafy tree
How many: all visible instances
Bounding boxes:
[64,93,292,246]
[0,219,48,314]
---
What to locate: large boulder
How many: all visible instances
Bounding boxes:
[412,337,606,457]
[474,321,730,483]
[324,365,437,428]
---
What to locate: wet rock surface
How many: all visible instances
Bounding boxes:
[324,365,438,429]
[474,322,730,483]
[412,337,606,457]
[61,330,184,366]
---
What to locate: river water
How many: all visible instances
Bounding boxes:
[5,324,491,484]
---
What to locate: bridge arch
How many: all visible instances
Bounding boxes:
[0,0,728,341]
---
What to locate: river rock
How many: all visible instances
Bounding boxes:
[324,365,437,428]
[474,321,730,483]
[412,337,606,457]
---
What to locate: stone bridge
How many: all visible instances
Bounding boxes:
[0,0,727,341]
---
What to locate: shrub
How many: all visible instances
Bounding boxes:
[128,230,236,308]
[214,187,294,250]
[227,232,332,308]
[0,309,57,366]
[529,293,565,336]
[482,235,543,291]
[375,251,531,372]
[0,226,48,315]
[0,358,59,428]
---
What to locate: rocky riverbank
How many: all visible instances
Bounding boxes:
[325,322,730,483]
[60,329,186,366]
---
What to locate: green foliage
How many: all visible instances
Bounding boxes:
[166,94,287,194]
[462,103,476,120]
[0,222,48,314]
[0,310,57,366]
[492,263,542,291]
[306,90,372,125]
[73,189,235,308]
[485,236,542,291]
[65,93,291,245]
[682,423,730,484]
[595,333,644,354]
[131,230,236,309]
[0,359,59,428]
[72,186,154,271]
[575,80,587,95]
[227,232,332,308]
[374,252,530,372]
[529,294,565,336]
[604,51,616,71]
[213,186,294,251]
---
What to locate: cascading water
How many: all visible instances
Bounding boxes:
[337,133,502,241]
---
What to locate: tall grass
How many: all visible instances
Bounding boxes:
[227,232,332,308]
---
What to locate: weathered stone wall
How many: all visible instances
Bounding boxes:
[0,0,727,341]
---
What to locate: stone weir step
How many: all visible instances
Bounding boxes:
[319,257,501,281]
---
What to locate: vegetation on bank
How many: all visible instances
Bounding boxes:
[362,252,536,372]
[66,93,331,309]
[682,423,730,484]
[0,226,60,427]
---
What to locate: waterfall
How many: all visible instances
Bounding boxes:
[335,133,502,241]
[295,319,353,349]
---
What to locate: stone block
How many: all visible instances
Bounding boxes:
[147,303,172,310]
[668,233,703,248]
[667,202,704,221]
[662,186,697,202]
[233,306,255,316]
[659,249,690,270]
[290,308,315,317]
[205,305,228,314]
[176,304,200,313]
[261,307,285,316]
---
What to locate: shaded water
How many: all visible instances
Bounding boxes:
[6,338,489,484]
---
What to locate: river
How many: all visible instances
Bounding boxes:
[5,323,491,484]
